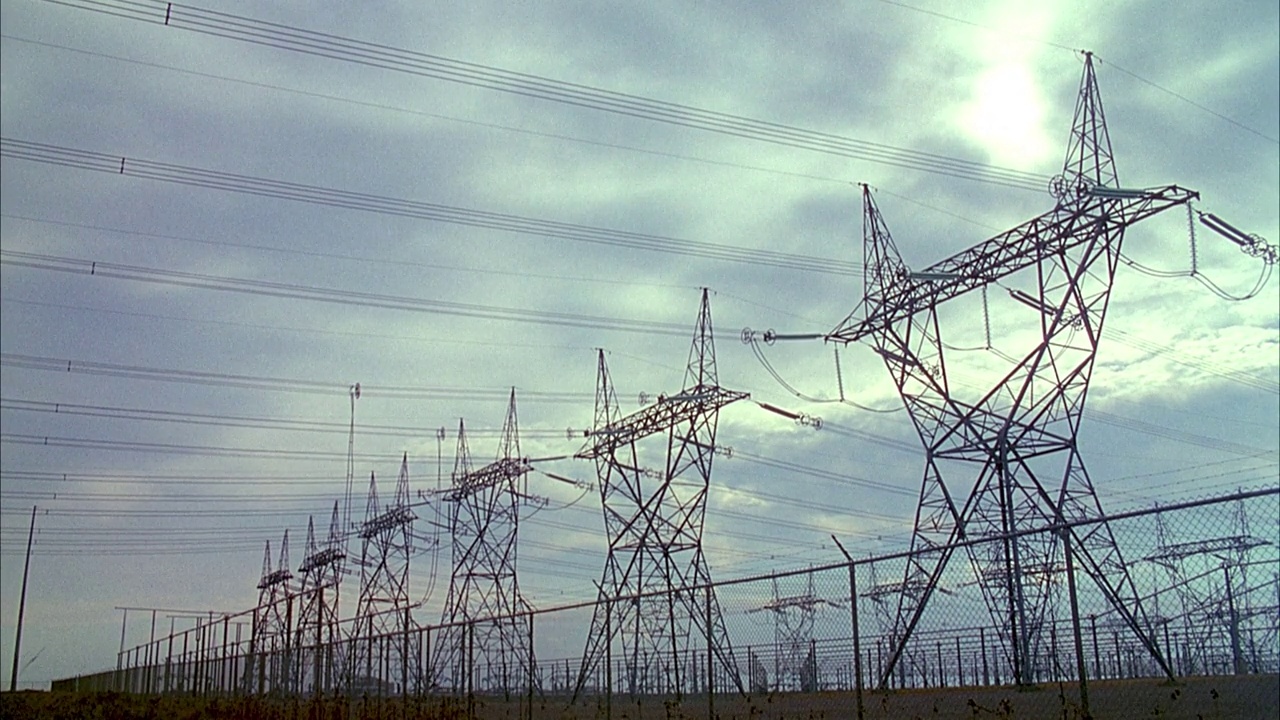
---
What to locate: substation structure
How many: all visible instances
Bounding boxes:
[1146,498,1278,676]
[747,574,843,693]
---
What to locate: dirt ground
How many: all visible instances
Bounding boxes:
[2,674,1276,719]
[487,674,1279,719]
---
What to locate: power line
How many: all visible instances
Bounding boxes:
[0,250,702,336]
[46,0,1051,190]
[0,138,862,277]
[0,296,595,352]
[0,432,397,462]
[0,212,697,292]
[0,398,589,435]
[0,35,862,192]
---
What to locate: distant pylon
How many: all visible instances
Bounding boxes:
[349,455,419,695]
[573,289,748,700]
[433,390,540,696]
[295,502,345,694]
[248,529,293,694]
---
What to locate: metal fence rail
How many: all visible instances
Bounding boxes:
[52,487,1280,719]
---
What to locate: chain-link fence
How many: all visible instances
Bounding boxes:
[53,487,1279,719]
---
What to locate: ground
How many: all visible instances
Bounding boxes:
[2,674,1276,719]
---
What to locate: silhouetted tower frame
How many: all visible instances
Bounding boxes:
[349,455,418,694]
[826,53,1198,688]
[249,530,293,694]
[434,391,539,695]
[573,289,747,699]
[294,502,345,694]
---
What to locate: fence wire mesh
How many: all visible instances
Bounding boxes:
[51,487,1279,719]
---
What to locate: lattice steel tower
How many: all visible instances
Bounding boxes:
[574,289,747,699]
[249,529,293,694]
[349,455,419,694]
[824,53,1201,687]
[294,502,345,694]
[433,391,537,694]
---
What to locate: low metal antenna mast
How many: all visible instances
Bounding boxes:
[349,456,418,694]
[817,53,1220,687]
[294,502,346,694]
[343,383,360,540]
[433,391,540,695]
[248,530,293,694]
[573,289,748,700]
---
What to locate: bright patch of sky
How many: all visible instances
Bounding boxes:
[956,1,1057,169]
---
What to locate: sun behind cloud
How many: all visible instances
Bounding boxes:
[955,1,1057,170]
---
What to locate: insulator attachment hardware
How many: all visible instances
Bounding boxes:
[1198,212,1277,265]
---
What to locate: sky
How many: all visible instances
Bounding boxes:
[1,0,1277,688]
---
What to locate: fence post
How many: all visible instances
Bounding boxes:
[468,621,475,720]
[605,598,612,720]
[403,606,410,698]
[423,625,431,696]
[835,537,865,720]
[706,585,714,720]
[1062,531,1090,714]
[527,612,535,720]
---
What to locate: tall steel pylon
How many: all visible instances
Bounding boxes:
[573,289,748,699]
[433,390,538,695]
[349,455,419,694]
[248,529,293,694]
[825,53,1201,687]
[294,502,345,694]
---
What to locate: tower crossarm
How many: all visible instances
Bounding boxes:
[358,506,415,538]
[298,547,346,574]
[256,569,292,589]
[1143,534,1269,564]
[576,385,749,459]
[828,183,1199,344]
[444,456,533,501]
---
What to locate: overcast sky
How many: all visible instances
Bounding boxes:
[1,0,1277,686]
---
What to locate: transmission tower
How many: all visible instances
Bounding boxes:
[433,391,539,695]
[748,574,840,692]
[294,502,345,694]
[348,455,419,695]
[248,529,293,694]
[573,289,748,700]
[818,53,1212,687]
[1146,499,1274,674]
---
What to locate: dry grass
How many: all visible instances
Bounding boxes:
[3,674,1276,719]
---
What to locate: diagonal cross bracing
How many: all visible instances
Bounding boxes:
[247,530,293,694]
[573,289,748,700]
[434,390,538,696]
[349,454,419,695]
[294,502,345,694]
[828,54,1197,689]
